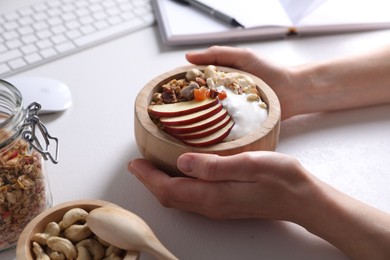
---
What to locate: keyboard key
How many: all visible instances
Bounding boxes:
[0,49,22,63]
[19,16,34,26]
[51,25,67,34]
[62,12,77,21]
[18,26,34,36]
[80,25,96,35]
[40,48,57,58]
[24,53,43,64]
[0,43,7,53]
[66,30,82,39]
[32,12,48,21]
[55,41,76,53]
[33,21,49,31]
[18,7,34,17]
[8,58,27,69]
[21,34,38,44]
[51,34,68,44]
[0,63,11,75]
[3,12,19,21]
[6,39,23,49]
[21,44,38,54]
[36,39,53,49]
[3,31,19,41]
[3,21,19,31]
[37,29,53,39]
[47,17,63,26]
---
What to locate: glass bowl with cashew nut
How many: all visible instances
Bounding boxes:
[134,65,281,176]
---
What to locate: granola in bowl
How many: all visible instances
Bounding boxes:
[148,65,268,147]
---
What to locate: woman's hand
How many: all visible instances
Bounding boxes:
[129,152,390,259]
[128,151,313,221]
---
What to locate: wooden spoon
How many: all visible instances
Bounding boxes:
[86,207,178,260]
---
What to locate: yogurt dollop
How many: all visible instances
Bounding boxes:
[217,86,268,141]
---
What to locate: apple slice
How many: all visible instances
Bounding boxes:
[160,102,222,126]
[174,115,232,140]
[178,120,235,147]
[164,108,228,134]
[148,98,218,117]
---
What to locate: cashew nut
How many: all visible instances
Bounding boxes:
[62,208,89,228]
[45,221,61,236]
[47,236,77,260]
[96,236,110,247]
[76,245,91,260]
[185,68,203,82]
[123,251,140,260]
[32,222,61,245]
[103,253,122,260]
[64,223,92,243]
[32,241,50,260]
[105,245,123,257]
[49,251,66,260]
[204,65,218,81]
[32,233,50,246]
[76,239,105,260]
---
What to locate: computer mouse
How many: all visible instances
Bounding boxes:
[5,77,72,114]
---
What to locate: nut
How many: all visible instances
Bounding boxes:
[62,208,89,228]
[76,244,91,260]
[64,223,92,243]
[32,233,50,246]
[105,245,124,257]
[46,236,77,260]
[48,251,65,260]
[32,241,50,260]
[76,239,105,260]
[185,68,203,81]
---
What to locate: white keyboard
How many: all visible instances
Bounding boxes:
[0,0,155,78]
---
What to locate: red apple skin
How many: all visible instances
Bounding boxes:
[148,98,219,117]
[159,102,222,126]
[173,115,232,140]
[163,109,228,134]
[178,121,235,147]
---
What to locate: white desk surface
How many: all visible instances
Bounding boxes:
[2,1,390,259]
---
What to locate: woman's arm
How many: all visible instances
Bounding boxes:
[300,177,390,260]
[186,45,390,119]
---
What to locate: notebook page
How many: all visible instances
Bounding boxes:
[160,0,234,36]
[296,0,390,27]
[196,0,292,28]
[280,0,327,24]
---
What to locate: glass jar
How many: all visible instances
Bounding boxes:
[0,79,59,251]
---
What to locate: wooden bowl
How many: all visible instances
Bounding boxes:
[16,199,140,260]
[134,65,281,176]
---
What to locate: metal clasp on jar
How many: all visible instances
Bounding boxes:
[22,102,59,164]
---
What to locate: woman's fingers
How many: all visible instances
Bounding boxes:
[186,46,258,72]
[128,158,267,219]
[177,152,286,182]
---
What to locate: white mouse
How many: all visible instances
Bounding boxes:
[5,77,72,114]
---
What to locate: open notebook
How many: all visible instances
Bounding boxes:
[153,0,390,45]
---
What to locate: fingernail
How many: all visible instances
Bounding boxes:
[127,161,135,174]
[177,154,194,173]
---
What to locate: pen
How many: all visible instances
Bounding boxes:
[179,0,244,27]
